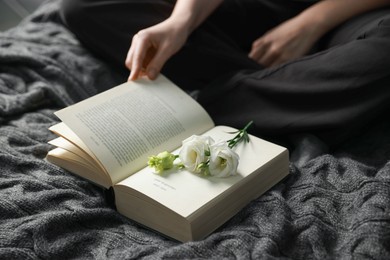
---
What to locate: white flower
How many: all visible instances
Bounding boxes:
[149,122,252,177]
[208,142,239,177]
[179,135,214,173]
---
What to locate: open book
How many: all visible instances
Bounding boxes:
[46,75,289,242]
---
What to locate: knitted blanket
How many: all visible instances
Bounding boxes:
[1,1,389,259]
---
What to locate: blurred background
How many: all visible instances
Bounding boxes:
[0,0,44,31]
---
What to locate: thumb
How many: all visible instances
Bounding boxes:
[146,46,173,80]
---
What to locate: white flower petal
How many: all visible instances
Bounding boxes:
[179,135,214,173]
[208,143,239,177]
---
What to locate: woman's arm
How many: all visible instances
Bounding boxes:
[249,0,390,67]
[127,0,223,80]
[303,0,390,33]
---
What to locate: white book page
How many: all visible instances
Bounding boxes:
[117,126,287,217]
[55,75,214,184]
[50,123,95,160]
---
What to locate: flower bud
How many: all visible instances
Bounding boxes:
[148,151,177,173]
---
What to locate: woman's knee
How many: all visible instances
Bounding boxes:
[320,8,390,49]
[369,9,390,39]
[60,0,175,35]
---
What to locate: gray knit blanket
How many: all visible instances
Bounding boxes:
[1,1,390,259]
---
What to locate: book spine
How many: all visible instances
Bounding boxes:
[103,187,117,210]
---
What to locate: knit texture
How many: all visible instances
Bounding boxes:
[0,1,389,259]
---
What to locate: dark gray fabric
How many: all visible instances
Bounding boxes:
[1,1,390,259]
[60,0,390,148]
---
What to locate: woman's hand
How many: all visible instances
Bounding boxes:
[249,0,390,68]
[126,0,224,81]
[248,16,321,68]
[126,18,189,81]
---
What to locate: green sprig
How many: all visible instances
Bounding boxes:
[226,120,253,149]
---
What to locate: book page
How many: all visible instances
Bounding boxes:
[48,137,102,173]
[116,126,288,217]
[49,123,109,179]
[46,148,108,188]
[50,123,96,161]
[55,75,214,184]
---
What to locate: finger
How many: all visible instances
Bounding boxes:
[129,34,151,80]
[129,41,145,80]
[126,35,140,81]
[248,41,268,62]
[125,35,137,70]
[126,53,135,81]
[146,44,173,80]
[258,47,280,67]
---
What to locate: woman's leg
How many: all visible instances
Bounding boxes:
[59,0,309,90]
[197,8,390,147]
[60,0,390,147]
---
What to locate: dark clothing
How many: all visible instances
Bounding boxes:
[60,0,390,148]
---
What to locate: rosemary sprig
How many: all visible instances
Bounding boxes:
[227,120,253,149]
